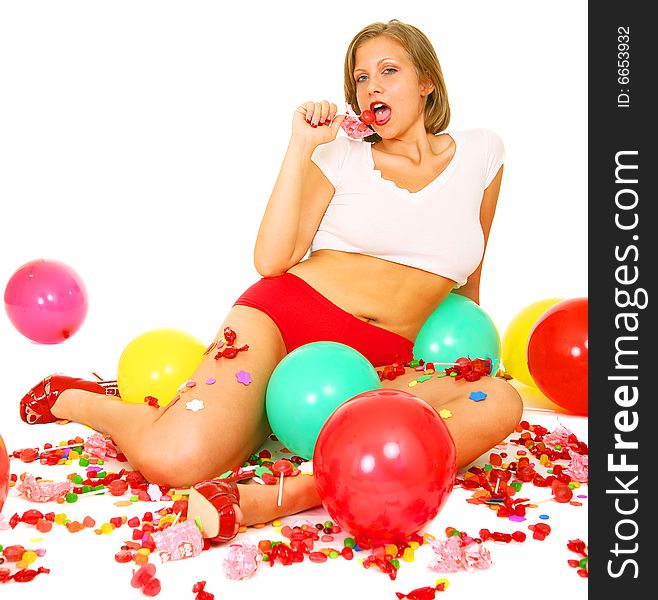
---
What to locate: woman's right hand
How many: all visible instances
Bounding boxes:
[292,100,345,146]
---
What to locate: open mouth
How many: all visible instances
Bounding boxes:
[370,102,392,126]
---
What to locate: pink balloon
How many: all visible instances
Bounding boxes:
[4,258,89,344]
[0,433,9,515]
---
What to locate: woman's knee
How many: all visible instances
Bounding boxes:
[485,377,524,436]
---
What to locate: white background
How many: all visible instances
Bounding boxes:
[0,2,587,599]
[0,0,587,374]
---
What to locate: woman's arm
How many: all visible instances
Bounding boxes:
[452,165,504,304]
[253,102,344,277]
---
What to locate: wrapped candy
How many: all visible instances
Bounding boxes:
[223,542,262,580]
[565,448,589,483]
[83,433,118,459]
[460,539,493,571]
[152,520,204,562]
[444,357,493,382]
[396,584,446,600]
[214,327,249,360]
[542,423,574,448]
[427,536,462,572]
[428,534,492,573]
[340,103,376,140]
[17,474,73,502]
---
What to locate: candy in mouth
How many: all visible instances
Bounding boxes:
[370,102,392,125]
[359,109,376,124]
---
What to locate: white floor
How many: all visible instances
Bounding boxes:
[1,341,587,600]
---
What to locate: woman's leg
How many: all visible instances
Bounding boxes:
[50,305,288,487]
[239,369,524,526]
[382,371,524,468]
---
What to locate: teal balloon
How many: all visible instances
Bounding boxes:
[265,341,381,460]
[413,293,501,373]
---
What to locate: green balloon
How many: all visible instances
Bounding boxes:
[265,341,381,460]
[413,293,501,372]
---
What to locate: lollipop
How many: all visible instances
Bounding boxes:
[271,459,294,507]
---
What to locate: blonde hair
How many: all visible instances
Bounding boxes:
[343,19,450,141]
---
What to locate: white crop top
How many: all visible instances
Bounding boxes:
[309,128,505,287]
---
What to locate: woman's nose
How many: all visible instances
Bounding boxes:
[367,75,383,95]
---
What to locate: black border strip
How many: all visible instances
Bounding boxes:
[589,3,652,593]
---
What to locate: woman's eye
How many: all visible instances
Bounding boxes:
[356,68,395,83]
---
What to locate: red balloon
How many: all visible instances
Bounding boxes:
[527,297,588,415]
[0,433,9,515]
[313,389,456,545]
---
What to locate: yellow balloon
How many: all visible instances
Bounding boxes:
[501,299,562,388]
[117,328,206,406]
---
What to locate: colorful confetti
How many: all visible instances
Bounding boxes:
[236,370,252,385]
[185,399,205,413]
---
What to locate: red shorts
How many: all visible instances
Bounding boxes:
[232,272,414,368]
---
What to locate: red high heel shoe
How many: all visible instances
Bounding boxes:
[19,374,120,425]
[186,480,242,544]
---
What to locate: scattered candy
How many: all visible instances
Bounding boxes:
[192,580,215,600]
[108,479,129,496]
[567,539,589,577]
[565,448,588,483]
[83,433,119,459]
[223,542,262,580]
[444,357,492,381]
[17,474,72,502]
[152,520,203,562]
[428,533,492,573]
[528,522,552,541]
[396,582,446,600]
[214,326,249,360]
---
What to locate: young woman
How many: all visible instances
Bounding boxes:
[19,19,522,542]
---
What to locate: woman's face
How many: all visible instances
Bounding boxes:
[353,35,432,137]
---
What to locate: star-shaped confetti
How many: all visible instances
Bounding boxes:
[185,399,205,413]
[469,391,487,402]
[439,408,452,419]
[236,370,252,385]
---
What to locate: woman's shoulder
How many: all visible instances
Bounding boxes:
[445,127,504,147]
[447,128,505,165]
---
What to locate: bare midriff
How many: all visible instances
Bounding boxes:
[286,249,457,342]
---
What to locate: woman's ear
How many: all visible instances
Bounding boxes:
[420,74,435,97]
